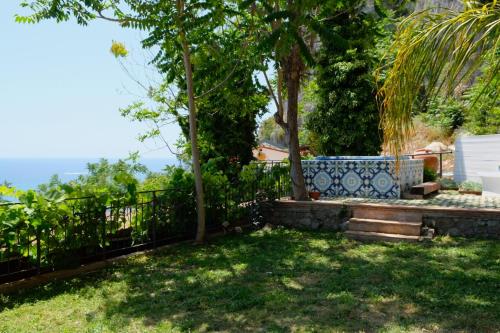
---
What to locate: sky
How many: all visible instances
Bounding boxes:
[0,2,181,159]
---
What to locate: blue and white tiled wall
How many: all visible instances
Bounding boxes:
[302,157,423,199]
[398,159,425,194]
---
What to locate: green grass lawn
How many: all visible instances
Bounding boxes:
[1,228,499,333]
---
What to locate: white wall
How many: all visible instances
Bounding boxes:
[454,134,500,183]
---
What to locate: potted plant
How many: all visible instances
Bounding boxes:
[458,181,482,195]
[437,178,458,190]
[309,191,321,200]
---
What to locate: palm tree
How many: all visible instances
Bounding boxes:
[378,0,499,156]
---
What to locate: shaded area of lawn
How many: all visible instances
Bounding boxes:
[0,228,499,332]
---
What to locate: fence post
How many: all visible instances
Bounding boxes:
[102,207,107,260]
[278,163,282,199]
[224,186,228,224]
[36,227,41,275]
[439,153,443,178]
[152,191,157,248]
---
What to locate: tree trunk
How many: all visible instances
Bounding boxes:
[178,0,206,243]
[284,45,308,201]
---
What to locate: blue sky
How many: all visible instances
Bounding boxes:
[0,2,180,158]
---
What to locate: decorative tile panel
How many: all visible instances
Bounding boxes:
[302,157,423,199]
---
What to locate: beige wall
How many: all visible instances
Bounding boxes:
[253,147,288,161]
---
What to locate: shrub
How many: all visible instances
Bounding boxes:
[423,167,437,182]
[421,97,465,135]
[462,53,500,135]
[459,181,482,193]
[0,159,286,279]
[437,178,458,190]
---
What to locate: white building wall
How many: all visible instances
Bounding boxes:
[454,134,500,183]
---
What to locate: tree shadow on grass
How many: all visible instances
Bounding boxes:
[97,230,500,332]
[0,266,115,311]
[1,229,499,332]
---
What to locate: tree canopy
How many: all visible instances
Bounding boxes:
[306,4,382,156]
[378,0,500,155]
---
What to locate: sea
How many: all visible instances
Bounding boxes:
[0,158,180,190]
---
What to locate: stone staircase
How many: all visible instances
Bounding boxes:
[345,206,424,242]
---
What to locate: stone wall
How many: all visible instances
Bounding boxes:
[423,209,500,238]
[264,200,500,239]
[263,201,350,231]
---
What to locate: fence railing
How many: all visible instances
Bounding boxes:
[0,162,290,284]
[405,151,454,178]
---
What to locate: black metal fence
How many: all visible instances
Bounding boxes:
[0,162,290,284]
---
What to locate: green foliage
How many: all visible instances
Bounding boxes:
[258,116,286,146]
[462,57,500,135]
[298,79,320,148]
[459,180,483,192]
[39,157,147,203]
[378,1,500,156]
[421,97,465,135]
[1,158,149,267]
[177,30,269,171]
[17,0,237,84]
[1,229,499,332]
[423,167,437,182]
[239,162,289,202]
[256,0,413,153]
[0,187,70,267]
[306,8,382,156]
[140,172,172,192]
[0,181,13,202]
[0,158,288,273]
[416,53,498,136]
[154,167,197,236]
[119,29,268,177]
[438,178,458,190]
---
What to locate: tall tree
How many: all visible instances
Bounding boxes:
[18,0,233,243]
[242,0,329,201]
[179,30,269,171]
[306,3,382,156]
[119,29,268,178]
[378,0,499,156]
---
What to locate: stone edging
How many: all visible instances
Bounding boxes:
[278,199,500,216]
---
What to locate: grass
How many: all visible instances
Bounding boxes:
[0,228,499,332]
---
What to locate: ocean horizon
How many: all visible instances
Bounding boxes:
[0,157,180,190]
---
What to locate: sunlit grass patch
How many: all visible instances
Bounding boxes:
[0,228,498,332]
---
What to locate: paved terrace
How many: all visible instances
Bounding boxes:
[322,191,500,210]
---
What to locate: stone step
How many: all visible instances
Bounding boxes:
[348,218,421,236]
[410,182,440,196]
[401,192,424,200]
[345,230,421,243]
[353,207,422,222]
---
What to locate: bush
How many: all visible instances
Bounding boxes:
[422,97,465,135]
[423,167,437,182]
[0,158,287,280]
[462,53,499,135]
[437,178,458,190]
[459,181,482,193]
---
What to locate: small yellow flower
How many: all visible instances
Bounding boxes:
[110,41,128,58]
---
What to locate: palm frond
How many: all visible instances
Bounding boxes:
[378,1,500,157]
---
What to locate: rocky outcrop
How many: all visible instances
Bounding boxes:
[415,0,463,11]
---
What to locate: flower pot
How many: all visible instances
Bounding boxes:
[309,191,321,200]
[413,148,439,172]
